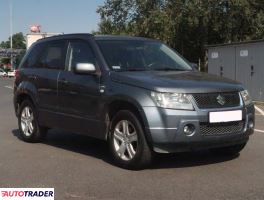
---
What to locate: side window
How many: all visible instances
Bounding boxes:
[20,43,45,68]
[67,41,96,71]
[36,40,66,70]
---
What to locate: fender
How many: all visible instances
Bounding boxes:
[105,94,145,112]
[101,94,153,144]
[14,81,38,115]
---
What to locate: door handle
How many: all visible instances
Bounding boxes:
[59,79,68,84]
[28,75,37,80]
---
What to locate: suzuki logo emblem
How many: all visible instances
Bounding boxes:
[216,94,226,105]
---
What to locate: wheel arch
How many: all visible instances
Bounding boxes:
[104,96,153,146]
[14,82,38,116]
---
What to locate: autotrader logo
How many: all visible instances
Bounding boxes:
[0,188,54,200]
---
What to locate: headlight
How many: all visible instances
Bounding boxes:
[240,90,252,106]
[151,92,194,110]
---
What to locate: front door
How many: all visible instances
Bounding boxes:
[57,39,103,138]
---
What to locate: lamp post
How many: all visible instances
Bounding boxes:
[9,0,13,70]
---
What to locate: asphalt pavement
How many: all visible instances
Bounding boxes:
[0,77,264,200]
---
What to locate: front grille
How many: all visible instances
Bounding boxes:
[192,92,240,109]
[200,121,244,136]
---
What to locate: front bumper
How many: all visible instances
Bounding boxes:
[143,104,255,153]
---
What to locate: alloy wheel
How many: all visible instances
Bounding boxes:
[20,106,34,137]
[113,120,138,161]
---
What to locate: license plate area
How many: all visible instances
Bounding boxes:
[209,110,242,123]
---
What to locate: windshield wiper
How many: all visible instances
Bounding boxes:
[152,67,186,71]
[114,68,148,72]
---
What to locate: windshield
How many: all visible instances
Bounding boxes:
[96,39,193,71]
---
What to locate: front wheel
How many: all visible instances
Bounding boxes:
[18,100,47,143]
[210,143,247,156]
[108,110,152,169]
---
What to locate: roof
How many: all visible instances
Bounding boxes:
[37,33,158,43]
[38,33,93,41]
[206,39,264,48]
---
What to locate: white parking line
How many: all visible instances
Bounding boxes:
[255,129,264,133]
[255,106,264,116]
[4,86,13,89]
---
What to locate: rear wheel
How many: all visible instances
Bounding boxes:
[210,143,247,156]
[108,110,152,169]
[18,100,47,142]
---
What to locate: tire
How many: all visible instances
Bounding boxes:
[210,143,247,156]
[18,100,47,143]
[108,110,152,170]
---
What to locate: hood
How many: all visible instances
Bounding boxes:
[110,71,244,93]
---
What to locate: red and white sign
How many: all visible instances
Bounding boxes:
[30,25,41,33]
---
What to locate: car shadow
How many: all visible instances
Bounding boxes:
[150,151,239,169]
[12,129,114,166]
[12,129,239,170]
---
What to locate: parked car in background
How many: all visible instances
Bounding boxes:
[0,69,7,77]
[8,70,15,78]
[13,34,255,169]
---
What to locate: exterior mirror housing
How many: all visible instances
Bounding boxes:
[190,63,199,71]
[75,63,96,74]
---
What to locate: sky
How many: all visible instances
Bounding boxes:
[0,0,105,42]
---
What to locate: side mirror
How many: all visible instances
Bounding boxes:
[75,63,96,74]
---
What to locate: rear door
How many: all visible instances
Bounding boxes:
[57,39,103,138]
[35,40,67,112]
[28,40,67,127]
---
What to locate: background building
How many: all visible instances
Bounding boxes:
[26,25,62,49]
[207,40,264,102]
[26,32,62,49]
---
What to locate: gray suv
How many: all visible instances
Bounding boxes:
[14,34,255,169]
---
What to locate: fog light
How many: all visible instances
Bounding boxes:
[248,121,254,129]
[183,124,195,136]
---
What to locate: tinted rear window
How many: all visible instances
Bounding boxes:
[20,43,45,68]
[21,40,66,70]
[37,40,66,70]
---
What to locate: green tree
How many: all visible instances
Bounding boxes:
[0,57,10,65]
[97,0,264,69]
[0,32,26,49]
